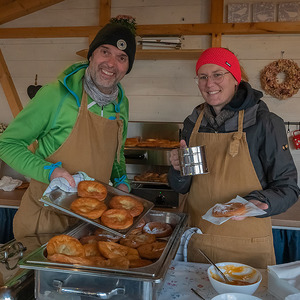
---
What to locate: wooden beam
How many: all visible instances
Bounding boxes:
[0,22,300,39]
[0,0,65,25]
[99,0,111,27]
[211,33,222,47]
[210,0,224,48]
[211,0,224,24]
[0,49,23,117]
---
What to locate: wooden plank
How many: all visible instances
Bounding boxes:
[211,33,222,47]
[0,0,65,25]
[0,49,23,117]
[211,0,224,23]
[99,0,111,26]
[1,22,300,39]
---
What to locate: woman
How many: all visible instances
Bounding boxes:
[168,47,299,268]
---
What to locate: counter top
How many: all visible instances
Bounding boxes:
[0,189,26,208]
[271,199,300,229]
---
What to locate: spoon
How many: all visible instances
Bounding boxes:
[197,249,231,284]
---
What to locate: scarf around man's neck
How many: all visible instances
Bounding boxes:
[83,68,119,107]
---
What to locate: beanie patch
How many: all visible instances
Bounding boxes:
[87,23,136,74]
[117,39,127,51]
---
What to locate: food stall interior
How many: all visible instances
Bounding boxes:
[125,121,183,209]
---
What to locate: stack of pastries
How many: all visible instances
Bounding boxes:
[70,180,144,230]
[46,220,173,270]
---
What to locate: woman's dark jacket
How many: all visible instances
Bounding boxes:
[168,81,300,217]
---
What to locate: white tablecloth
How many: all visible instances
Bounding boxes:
[157,260,277,300]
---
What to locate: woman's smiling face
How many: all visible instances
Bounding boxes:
[197,64,238,114]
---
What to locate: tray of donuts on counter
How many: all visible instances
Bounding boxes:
[19,209,188,281]
[40,180,155,237]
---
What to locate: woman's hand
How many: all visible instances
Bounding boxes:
[169,140,187,171]
[50,167,76,187]
[231,200,269,221]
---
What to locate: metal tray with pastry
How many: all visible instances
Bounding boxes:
[40,180,154,238]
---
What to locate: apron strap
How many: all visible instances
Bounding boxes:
[190,109,205,147]
[228,110,245,157]
[116,117,123,163]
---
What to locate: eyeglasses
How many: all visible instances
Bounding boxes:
[194,71,231,85]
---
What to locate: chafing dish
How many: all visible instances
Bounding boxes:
[19,210,188,300]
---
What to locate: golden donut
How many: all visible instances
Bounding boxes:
[137,241,167,260]
[79,235,102,245]
[77,180,107,201]
[129,259,153,268]
[88,256,106,265]
[109,195,144,217]
[93,228,121,242]
[47,253,93,266]
[212,202,247,217]
[47,234,85,257]
[125,247,140,261]
[70,197,107,219]
[96,257,130,270]
[143,222,173,238]
[130,219,146,235]
[119,233,156,249]
[98,241,130,259]
[83,243,101,257]
[125,137,140,147]
[137,139,158,148]
[101,208,133,230]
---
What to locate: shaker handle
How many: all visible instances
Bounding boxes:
[53,280,125,299]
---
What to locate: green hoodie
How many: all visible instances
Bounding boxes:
[0,62,130,189]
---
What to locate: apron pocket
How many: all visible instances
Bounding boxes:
[187,233,275,269]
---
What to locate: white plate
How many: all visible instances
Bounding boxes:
[212,293,262,300]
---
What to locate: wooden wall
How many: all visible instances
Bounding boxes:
[0,0,299,184]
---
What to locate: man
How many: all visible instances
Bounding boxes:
[0,22,136,239]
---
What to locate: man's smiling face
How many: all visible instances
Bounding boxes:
[88,44,129,94]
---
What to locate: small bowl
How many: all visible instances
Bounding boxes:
[212,293,262,300]
[207,262,262,295]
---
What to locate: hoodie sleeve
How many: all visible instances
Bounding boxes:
[168,115,194,194]
[0,85,62,183]
[244,113,300,216]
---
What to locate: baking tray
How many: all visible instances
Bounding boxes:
[39,182,154,238]
[18,210,188,281]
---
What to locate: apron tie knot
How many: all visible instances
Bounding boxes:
[229,132,243,157]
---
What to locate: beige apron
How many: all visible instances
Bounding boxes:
[186,109,276,268]
[13,91,123,239]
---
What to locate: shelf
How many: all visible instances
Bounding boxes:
[76,48,202,60]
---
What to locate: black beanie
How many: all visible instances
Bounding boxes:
[87,23,136,74]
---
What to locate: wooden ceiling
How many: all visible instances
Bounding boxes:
[0,0,64,25]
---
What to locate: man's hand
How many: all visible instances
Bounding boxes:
[116,183,129,193]
[231,200,268,221]
[50,167,76,187]
[169,139,187,171]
